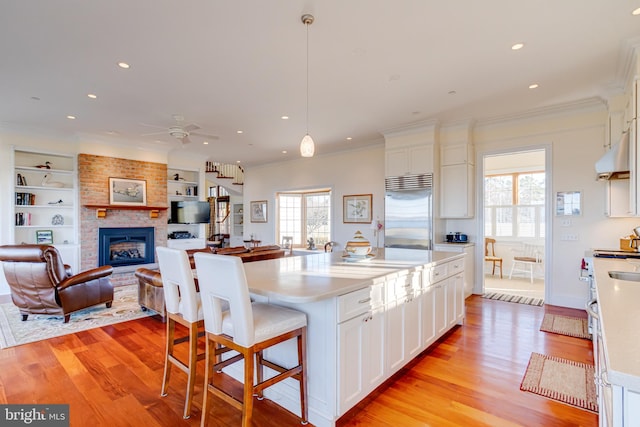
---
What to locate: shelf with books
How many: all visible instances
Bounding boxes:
[12,148,78,248]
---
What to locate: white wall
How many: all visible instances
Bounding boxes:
[243,142,385,250]
[464,105,639,309]
[2,100,639,308]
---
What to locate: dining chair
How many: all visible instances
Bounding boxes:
[509,243,544,284]
[281,236,294,256]
[193,252,308,427]
[484,238,503,278]
[156,246,205,419]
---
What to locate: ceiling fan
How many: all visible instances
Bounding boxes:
[140,115,219,145]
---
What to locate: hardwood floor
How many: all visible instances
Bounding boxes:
[0,296,597,426]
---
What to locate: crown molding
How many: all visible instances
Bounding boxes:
[380,118,440,138]
[475,97,606,128]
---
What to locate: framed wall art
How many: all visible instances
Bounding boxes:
[343,194,372,223]
[556,191,581,216]
[250,200,267,223]
[36,229,53,244]
[109,177,147,206]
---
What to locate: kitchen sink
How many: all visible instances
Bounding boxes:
[608,271,640,282]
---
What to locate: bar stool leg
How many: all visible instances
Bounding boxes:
[161,318,175,397]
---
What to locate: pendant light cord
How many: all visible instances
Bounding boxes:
[305,20,310,135]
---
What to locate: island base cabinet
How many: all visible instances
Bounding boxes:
[422,284,437,347]
[337,308,385,415]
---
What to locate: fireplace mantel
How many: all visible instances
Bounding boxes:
[83,204,168,219]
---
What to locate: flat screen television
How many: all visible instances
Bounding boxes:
[170,201,211,224]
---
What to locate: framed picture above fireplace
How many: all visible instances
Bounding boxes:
[109,177,147,206]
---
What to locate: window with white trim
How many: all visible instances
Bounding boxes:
[277,189,331,248]
[484,172,545,238]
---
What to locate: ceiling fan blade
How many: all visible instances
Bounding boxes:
[141,130,168,136]
[183,123,200,133]
[139,122,165,129]
[190,131,219,140]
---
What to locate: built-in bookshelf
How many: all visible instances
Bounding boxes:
[12,147,79,270]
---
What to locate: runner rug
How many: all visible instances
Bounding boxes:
[0,284,153,349]
[482,292,544,307]
[520,352,598,412]
[540,313,590,339]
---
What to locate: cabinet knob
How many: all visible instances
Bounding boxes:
[358,297,372,304]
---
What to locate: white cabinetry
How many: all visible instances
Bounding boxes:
[167,238,205,250]
[232,203,244,237]
[12,148,79,271]
[385,270,422,375]
[386,145,432,176]
[434,243,475,297]
[440,144,475,218]
[337,284,386,415]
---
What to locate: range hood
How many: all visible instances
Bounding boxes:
[595,131,630,180]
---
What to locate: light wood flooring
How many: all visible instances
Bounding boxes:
[0,296,596,426]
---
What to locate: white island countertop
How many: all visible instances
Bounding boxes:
[242,248,464,304]
[593,257,640,390]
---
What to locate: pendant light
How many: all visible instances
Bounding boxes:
[300,14,315,157]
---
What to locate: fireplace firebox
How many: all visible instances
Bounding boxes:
[98,227,155,267]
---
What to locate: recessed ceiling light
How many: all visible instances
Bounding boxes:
[529,83,539,89]
[346,137,353,141]
[66,115,76,120]
[448,90,457,95]
[237,130,243,134]
[282,150,288,154]
[511,43,524,50]
[203,141,209,145]
[30,96,40,101]
[281,116,289,120]
[117,62,130,69]
[632,7,640,15]
[87,93,97,99]
[236,160,241,163]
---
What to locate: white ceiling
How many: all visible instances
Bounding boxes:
[1,1,639,167]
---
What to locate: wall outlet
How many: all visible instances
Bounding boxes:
[560,219,571,227]
[560,234,579,241]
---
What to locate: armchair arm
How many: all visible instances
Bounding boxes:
[57,265,114,291]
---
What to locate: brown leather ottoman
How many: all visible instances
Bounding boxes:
[134,268,165,321]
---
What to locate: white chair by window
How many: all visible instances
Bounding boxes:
[156,246,205,419]
[194,252,308,427]
[282,236,293,256]
[509,244,544,284]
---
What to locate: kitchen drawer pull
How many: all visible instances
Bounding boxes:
[585,298,599,320]
[358,297,372,304]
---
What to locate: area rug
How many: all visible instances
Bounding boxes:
[520,352,597,412]
[482,292,544,306]
[540,313,590,339]
[0,285,153,349]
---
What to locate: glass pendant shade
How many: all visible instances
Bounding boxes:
[300,134,315,157]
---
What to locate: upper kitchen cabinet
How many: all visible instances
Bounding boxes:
[440,143,475,218]
[383,120,438,177]
[385,145,432,176]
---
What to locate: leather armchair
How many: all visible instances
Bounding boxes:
[0,244,114,323]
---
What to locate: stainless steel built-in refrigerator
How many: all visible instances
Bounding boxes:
[384,173,433,250]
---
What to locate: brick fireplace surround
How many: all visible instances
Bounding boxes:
[78,154,168,286]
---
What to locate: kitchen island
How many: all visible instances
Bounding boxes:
[592,258,640,426]
[224,248,465,427]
